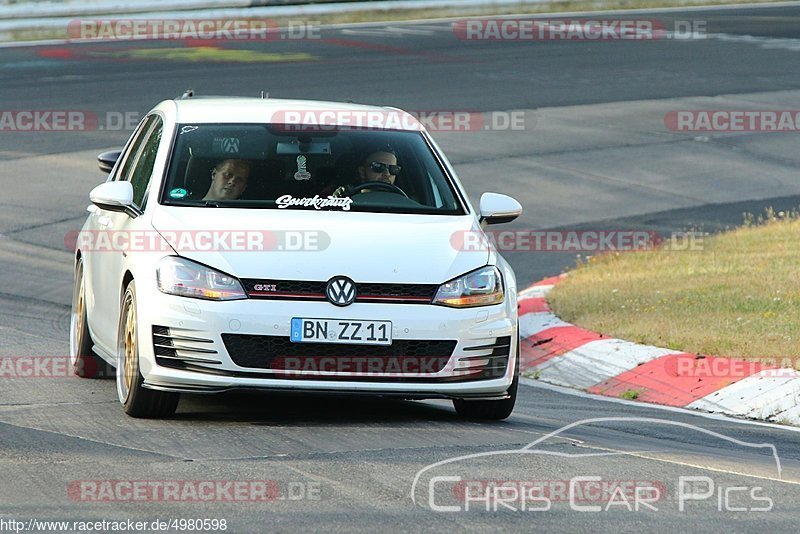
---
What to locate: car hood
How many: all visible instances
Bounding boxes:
[150,207,488,283]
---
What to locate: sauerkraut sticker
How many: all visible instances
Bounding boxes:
[275,195,353,211]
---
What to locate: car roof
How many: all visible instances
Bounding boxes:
[161,97,423,131]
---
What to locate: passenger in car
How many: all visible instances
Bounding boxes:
[203,159,252,201]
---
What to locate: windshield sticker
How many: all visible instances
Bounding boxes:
[169,188,188,199]
[213,137,240,154]
[293,155,311,181]
[276,194,352,211]
[179,125,198,134]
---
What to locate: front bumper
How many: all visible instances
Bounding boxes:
[135,287,518,400]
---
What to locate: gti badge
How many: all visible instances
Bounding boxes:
[253,284,277,292]
[326,276,356,306]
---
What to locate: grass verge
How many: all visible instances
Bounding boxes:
[547,209,800,361]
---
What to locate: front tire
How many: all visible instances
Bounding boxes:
[116,281,179,418]
[70,258,113,378]
[453,373,518,420]
[453,343,519,420]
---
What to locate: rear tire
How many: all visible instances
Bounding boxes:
[116,281,179,418]
[70,258,114,378]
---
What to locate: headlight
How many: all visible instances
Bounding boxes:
[156,257,246,301]
[433,266,504,308]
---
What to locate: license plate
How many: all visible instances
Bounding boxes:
[290,318,392,345]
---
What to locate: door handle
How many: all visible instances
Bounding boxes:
[97,215,112,228]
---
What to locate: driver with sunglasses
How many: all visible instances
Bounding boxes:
[357,149,401,187]
[327,147,405,198]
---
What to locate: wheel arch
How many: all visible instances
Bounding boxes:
[121,270,134,296]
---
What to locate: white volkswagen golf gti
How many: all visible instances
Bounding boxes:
[71,95,523,419]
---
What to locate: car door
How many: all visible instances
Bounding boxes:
[83,116,151,349]
[87,114,164,353]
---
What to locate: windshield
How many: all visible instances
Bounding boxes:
[160,124,466,215]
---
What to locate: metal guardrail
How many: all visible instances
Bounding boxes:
[0,0,403,19]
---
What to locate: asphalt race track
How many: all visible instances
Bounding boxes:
[1,3,800,532]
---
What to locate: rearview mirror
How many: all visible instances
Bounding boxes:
[97,150,122,174]
[89,181,140,218]
[479,192,522,226]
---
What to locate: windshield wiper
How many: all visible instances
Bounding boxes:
[203,201,221,207]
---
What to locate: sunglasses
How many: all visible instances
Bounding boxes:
[369,161,402,175]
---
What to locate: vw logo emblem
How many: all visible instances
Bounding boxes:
[222,137,240,153]
[326,276,357,306]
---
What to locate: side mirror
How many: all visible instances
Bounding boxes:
[479,192,522,226]
[89,181,140,218]
[97,150,122,174]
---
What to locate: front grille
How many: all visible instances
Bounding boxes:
[358,283,438,302]
[223,334,456,375]
[242,279,326,298]
[241,278,437,304]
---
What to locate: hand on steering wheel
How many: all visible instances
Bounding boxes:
[348,181,409,198]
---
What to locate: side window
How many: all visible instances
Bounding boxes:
[120,115,164,209]
[116,115,156,183]
[128,118,163,208]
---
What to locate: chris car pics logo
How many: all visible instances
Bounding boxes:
[411,417,778,513]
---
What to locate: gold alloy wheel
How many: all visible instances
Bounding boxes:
[69,263,84,360]
[115,282,180,418]
[123,297,136,394]
[117,288,138,403]
[76,278,84,336]
[71,258,113,378]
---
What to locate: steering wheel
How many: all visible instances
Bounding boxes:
[348,181,409,198]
